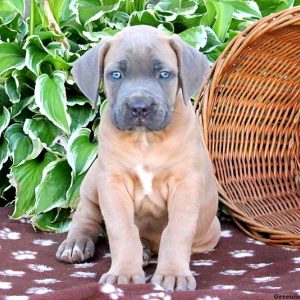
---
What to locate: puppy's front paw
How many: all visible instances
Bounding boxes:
[99,270,145,285]
[151,272,196,291]
[56,236,95,263]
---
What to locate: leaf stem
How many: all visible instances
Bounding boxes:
[44,0,70,49]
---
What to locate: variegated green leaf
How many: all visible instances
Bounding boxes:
[24,36,70,75]
[67,128,97,175]
[4,72,20,103]
[68,104,96,133]
[179,26,207,51]
[0,1,21,24]
[24,35,50,75]
[67,95,91,106]
[10,151,56,218]
[82,28,119,42]
[24,116,64,154]
[0,42,25,76]
[10,96,34,119]
[73,0,122,25]
[32,208,71,233]
[35,159,72,214]
[154,0,198,16]
[3,0,25,16]
[34,71,71,134]
[129,10,174,31]
[5,124,43,166]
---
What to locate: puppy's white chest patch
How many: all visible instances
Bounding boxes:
[134,164,153,196]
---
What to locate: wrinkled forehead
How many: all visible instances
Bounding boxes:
[104,30,177,71]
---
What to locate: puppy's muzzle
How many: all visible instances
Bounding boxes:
[126,97,156,120]
[120,93,166,130]
[111,90,171,131]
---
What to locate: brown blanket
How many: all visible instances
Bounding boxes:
[0,207,299,299]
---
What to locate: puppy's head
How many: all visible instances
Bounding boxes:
[72,25,210,131]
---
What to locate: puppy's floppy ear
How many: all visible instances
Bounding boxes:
[169,35,210,105]
[71,39,111,109]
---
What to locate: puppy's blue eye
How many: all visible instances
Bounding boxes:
[111,71,122,79]
[159,71,170,79]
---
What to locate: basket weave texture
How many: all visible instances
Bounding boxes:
[195,7,300,248]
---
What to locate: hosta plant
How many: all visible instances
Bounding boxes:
[0,0,298,232]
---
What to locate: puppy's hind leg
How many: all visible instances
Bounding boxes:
[56,159,103,263]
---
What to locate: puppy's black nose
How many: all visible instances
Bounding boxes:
[128,99,154,118]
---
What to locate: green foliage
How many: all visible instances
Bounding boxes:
[0,0,298,231]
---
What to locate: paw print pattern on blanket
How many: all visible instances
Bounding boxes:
[0,227,20,240]
[220,230,232,238]
[293,257,300,263]
[212,284,236,290]
[0,282,12,289]
[33,278,61,284]
[0,270,25,277]
[25,287,53,295]
[12,251,37,260]
[229,250,254,258]
[32,239,57,247]
[220,270,247,276]
[253,276,280,283]
[70,271,97,278]
[27,264,53,272]
[0,209,299,298]
[192,260,218,266]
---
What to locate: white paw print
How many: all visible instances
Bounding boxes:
[12,250,37,260]
[0,270,25,277]
[34,278,61,284]
[101,284,124,299]
[0,227,21,240]
[27,264,53,272]
[32,239,57,247]
[246,238,265,245]
[0,281,12,289]
[221,230,232,238]
[247,263,273,269]
[293,257,300,264]
[141,292,171,300]
[212,285,236,290]
[220,269,247,276]
[230,250,254,258]
[290,267,300,273]
[70,271,96,278]
[192,259,218,266]
[73,262,96,269]
[26,287,53,295]
[243,291,256,295]
[253,276,279,283]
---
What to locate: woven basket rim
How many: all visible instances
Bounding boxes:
[195,7,300,247]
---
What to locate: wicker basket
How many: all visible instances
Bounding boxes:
[195,7,300,248]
